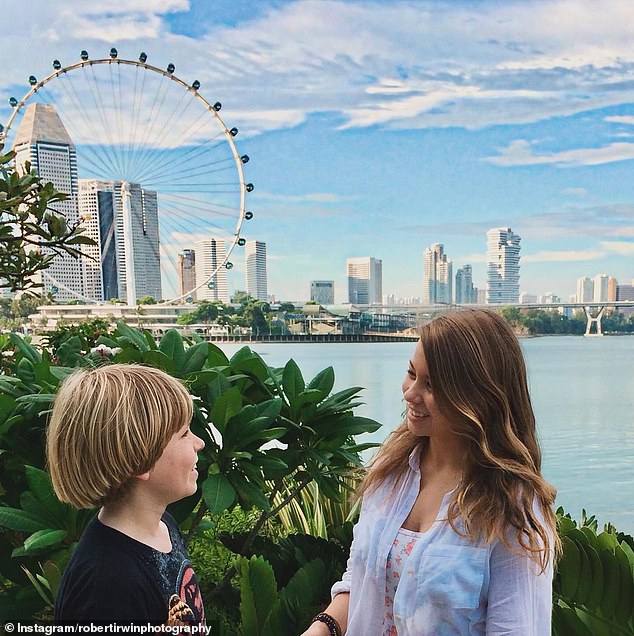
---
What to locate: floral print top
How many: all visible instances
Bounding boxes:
[383,527,424,635]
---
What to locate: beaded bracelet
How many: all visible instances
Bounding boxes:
[311,612,342,636]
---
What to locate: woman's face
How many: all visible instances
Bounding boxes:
[402,340,459,440]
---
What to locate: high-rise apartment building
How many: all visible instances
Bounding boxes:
[423,244,453,303]
[593,274,609,302]
[178,249,196,298]
[455,264,476,304]
[12,104,83,301]
[347,257,382,304]
[310,280,334,305]
[608,277,618,302]
[246,240,268,301]
[486,227,521,304]
[194,239,228,302]
[576,277,594,303]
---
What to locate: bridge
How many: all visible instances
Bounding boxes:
[355,301,634,336]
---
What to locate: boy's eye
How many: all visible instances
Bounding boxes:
[181,428,190,438]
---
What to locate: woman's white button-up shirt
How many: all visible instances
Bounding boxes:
[331,449,553,635]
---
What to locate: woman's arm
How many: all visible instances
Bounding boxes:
[300,592,350,635]
[486,539,553,636]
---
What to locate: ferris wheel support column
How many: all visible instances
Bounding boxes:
[121,181,137,306]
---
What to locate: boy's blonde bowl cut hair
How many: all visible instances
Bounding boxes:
[46,364,193,509]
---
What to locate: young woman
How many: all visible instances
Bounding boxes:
[304,309,559,636]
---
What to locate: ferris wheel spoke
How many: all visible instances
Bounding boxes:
[84,65,128,178]
[142,157,236,188]
[158,192,240,212]
[159,199,236,223]
[52,76,119,178]
[126,63,150,180]
[128,74,173,180]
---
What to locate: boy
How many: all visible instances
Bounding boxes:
[47,364,206,625]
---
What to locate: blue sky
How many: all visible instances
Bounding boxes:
[3,0,634,302]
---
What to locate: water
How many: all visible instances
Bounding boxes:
[216,337,634,535]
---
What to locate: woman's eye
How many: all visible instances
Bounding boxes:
[407,369,415,378]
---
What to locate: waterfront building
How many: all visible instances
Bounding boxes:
[538,293,560,304]
[246,240,268,301]
[178,249,196,298]
[455,264,476,304]
[617,283,634,316]
[310,280,334,305]
[347,257,382,304]
[486,227,521,304]
[423,244,452,303]
[519,292,537,304]
[195,239,228,302]
[576,277,594,303]
[476,289,487,304]
[12,103,82,301]
[608,277,618,302]
[593,274,609,302]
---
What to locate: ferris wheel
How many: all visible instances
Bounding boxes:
[0,48,252,305]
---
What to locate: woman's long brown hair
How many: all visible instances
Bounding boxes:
[359,309,561,571]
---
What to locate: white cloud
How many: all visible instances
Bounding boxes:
[486,139,634,167]
[7,0,634,133]
[599,240,634,255]
[605,115,634,126]
[253,191,356,204]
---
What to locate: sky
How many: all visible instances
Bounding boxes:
[2,0,634,302]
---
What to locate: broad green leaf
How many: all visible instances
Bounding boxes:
[599,548,620,618]
[23,529,67,552]
[115,321,151,351]
[210,387,242,432]
[143,350,177,375]
[583,544,603,611]
[0,507,49,532]
[17,357,36,385]
[282,359,304,402]
[307,366,335,399]
[230,347,269,381]
[202,474,236,514]
[559,536,580,600]
[9,332,41,365]
[25,466,69,527]
[231,474,270,511]
[183,342,209,375]
[280,558,326,616]
[238,556,280,636]
[573,540,591,606]
[208,343,229,368]
[158,329,186,368]
[613,545,633,624]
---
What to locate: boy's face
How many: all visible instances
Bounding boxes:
[145,423,205,504]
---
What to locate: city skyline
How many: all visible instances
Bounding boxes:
[2,1,634,303]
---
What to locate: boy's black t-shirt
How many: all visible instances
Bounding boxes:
[55,512,205,625]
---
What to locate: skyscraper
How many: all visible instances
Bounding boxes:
[347,257,382,304]
[455,264,476,304]
[423,244,453,303]
[12,103,83,300]
[78,180,117,301]
[194,239,228,302]
[77,180,161,302]
[310,280,334,304]
[576,277,593,303]
[246,240,268,301]
[593,274,609,302]
[486,228,521,304]
[178,249,196,298]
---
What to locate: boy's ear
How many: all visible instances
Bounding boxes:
[135,470,151,481]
